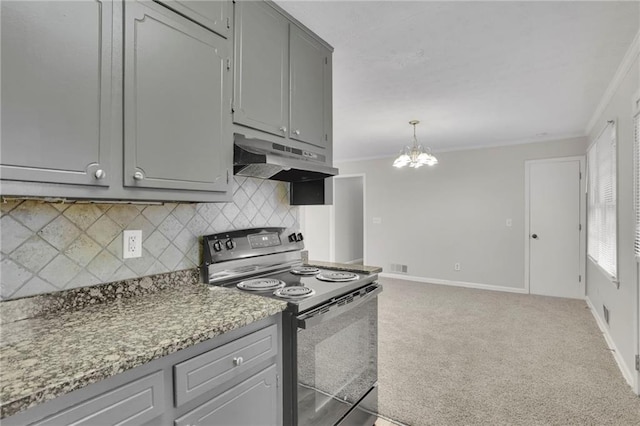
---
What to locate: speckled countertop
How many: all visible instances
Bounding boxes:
[0,272,287,419]
[306,260,383,274]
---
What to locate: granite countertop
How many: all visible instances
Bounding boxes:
[306,260,383,274]
[0,275,287,419]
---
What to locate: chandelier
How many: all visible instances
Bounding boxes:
[392,120,438,168]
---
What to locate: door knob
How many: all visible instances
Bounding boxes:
[531,234,538,239]
[293,129,301,136]
[94,169,106,179]
[279,126,287,133]
[133,171,144,180]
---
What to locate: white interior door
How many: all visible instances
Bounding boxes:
[526,157,584,299]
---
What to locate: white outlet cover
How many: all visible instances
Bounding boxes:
[372,217,382,224]
[123,230,142,259]
[506,219,512,227]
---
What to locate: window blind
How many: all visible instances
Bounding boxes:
[634,113,640,258]
[587,121,617,278]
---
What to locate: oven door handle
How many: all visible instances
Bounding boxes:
[297,285,382,329]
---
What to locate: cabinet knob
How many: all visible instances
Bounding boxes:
[279,126,287,133]
[293,129,301,136]
[133,171,144,180]
[94,169,106,179]
[233,356,243,366]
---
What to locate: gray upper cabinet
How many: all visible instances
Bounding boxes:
[1,0,113,187]
[289,25,332,150]
[124,0,231,193]
[156,0,232,39]
[233,0,289,138]
[233,1,333,152]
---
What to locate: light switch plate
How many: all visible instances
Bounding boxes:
[123,230,142,259]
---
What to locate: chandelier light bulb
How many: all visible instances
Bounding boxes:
[392,120,439,169]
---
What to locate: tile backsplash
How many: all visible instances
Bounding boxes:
[0,177,298,300]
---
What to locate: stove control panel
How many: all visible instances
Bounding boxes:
[202,227,304,266]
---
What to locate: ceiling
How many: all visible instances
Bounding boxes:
[275,1,639,162]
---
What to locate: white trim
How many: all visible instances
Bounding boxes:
[379,273,528,294]
[344,258,364,265]
[524,156,586,298]
[586,30,640,134]
[585,296,636,390]
[333,133,586,164]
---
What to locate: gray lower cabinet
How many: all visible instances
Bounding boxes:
[1,0,113,187]
[174,365,278,426]
[33,372,165,426]
[2,316,281,426]
[233,0,334,156]
[124,0,231,193]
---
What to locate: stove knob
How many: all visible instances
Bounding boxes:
[296,233,304,242]
[212,241,223,252]
[288,233,297,242]
[225,239,235,250]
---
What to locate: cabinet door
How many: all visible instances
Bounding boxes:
[233,1,288,138]
[124,0,231,193]
[289,25,332,150]
[174,365,279,426]
[34,372,164,426]
[155,0,231,38]
[1,0,113,187]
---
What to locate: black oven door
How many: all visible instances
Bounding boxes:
[288,284,381,426]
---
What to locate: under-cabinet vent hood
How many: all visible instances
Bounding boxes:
[233,135,338,182]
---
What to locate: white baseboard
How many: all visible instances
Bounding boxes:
[379,273,528,294]
[585,297,636,390]
[344,258,364,265]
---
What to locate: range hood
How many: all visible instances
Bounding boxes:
[233,135,338,183]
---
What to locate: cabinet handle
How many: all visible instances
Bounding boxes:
[94,169,106,179]
[133,171,144,180]
[233,356,243,366]
[293,129,301,136]
[279,126,287,133]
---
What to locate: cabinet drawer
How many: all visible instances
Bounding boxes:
[174,364,278,426]
[174,324,278,407]
[33,371,164,426]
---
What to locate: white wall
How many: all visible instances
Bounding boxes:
[585,51,639,390]
[334,176,364,263]
[300,204,331,261]
[337,137,587,289]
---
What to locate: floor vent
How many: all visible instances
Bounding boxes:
[390,263,408,273]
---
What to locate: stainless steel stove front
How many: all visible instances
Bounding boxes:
[283,283,381,426]
[201,227,381,426]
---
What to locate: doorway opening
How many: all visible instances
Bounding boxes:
[299,174,366,264]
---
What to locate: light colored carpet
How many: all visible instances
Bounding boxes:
[377,277,640,425]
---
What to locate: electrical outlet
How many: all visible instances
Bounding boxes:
[506,218,512,227]
[372,217,382,224]
[454,263,461,271]
[123,230,142,259]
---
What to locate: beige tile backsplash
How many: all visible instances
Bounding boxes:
[0,177,298,300]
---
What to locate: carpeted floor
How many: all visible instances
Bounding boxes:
[377,277,640,425]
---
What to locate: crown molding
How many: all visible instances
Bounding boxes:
[585,30,640,135]
[334,133,586,165]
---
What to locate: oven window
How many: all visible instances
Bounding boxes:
[296,296,378,424]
